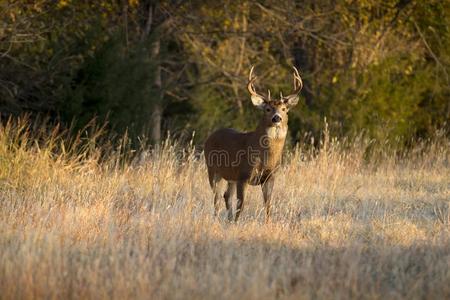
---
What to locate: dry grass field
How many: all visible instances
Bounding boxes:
[0,118,449,300]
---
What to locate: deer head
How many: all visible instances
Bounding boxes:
[247,66,303,128]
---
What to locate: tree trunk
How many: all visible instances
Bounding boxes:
[151,30,162,145]
[151,101,162,144]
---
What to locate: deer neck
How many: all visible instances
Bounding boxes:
[254,120,288,145]
[252,120,288,162]
[251,119,287,168]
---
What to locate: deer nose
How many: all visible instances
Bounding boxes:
[271,115,282,123]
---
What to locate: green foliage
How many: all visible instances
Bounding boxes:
[1,0,449,146]
[60,33,159,138]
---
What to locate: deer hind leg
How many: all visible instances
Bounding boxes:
[208,171,223,217]
[235,180,247,222]
[224,182,236,221]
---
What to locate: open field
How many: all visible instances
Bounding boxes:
[0,119,449,300]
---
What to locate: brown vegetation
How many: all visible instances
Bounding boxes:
[0,118,449,299]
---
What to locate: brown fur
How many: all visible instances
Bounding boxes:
[204,100,296,221]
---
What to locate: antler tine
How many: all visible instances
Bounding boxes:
[247,66,258,96]
[267,89,271,101]
[282,66,303,102]
[292,66,303,92]
[247,66,269,102]
[248,65,255,81]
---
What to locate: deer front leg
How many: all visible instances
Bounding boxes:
[235,181,247,222]
[262,176,275,222]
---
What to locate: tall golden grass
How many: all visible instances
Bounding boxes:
[0,117,449,299]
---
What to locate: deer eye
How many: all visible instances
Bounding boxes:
[282,107,286,112]
[265,107,271,112]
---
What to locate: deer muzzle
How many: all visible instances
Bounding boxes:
[271,114,282,124]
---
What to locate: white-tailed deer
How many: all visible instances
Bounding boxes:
[204,66,303,222]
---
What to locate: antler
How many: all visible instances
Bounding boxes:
[289,66,303,96]
[247,66,269,102]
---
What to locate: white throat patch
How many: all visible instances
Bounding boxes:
[266,126,287,140]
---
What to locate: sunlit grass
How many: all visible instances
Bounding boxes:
[0,117,449,299]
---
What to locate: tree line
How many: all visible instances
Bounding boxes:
[1,0,449,146]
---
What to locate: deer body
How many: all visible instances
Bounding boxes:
[205,120,286,185]
[204,66,303,222]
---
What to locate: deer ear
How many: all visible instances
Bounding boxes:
[285,95,300,108]
[251,95,266,109]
